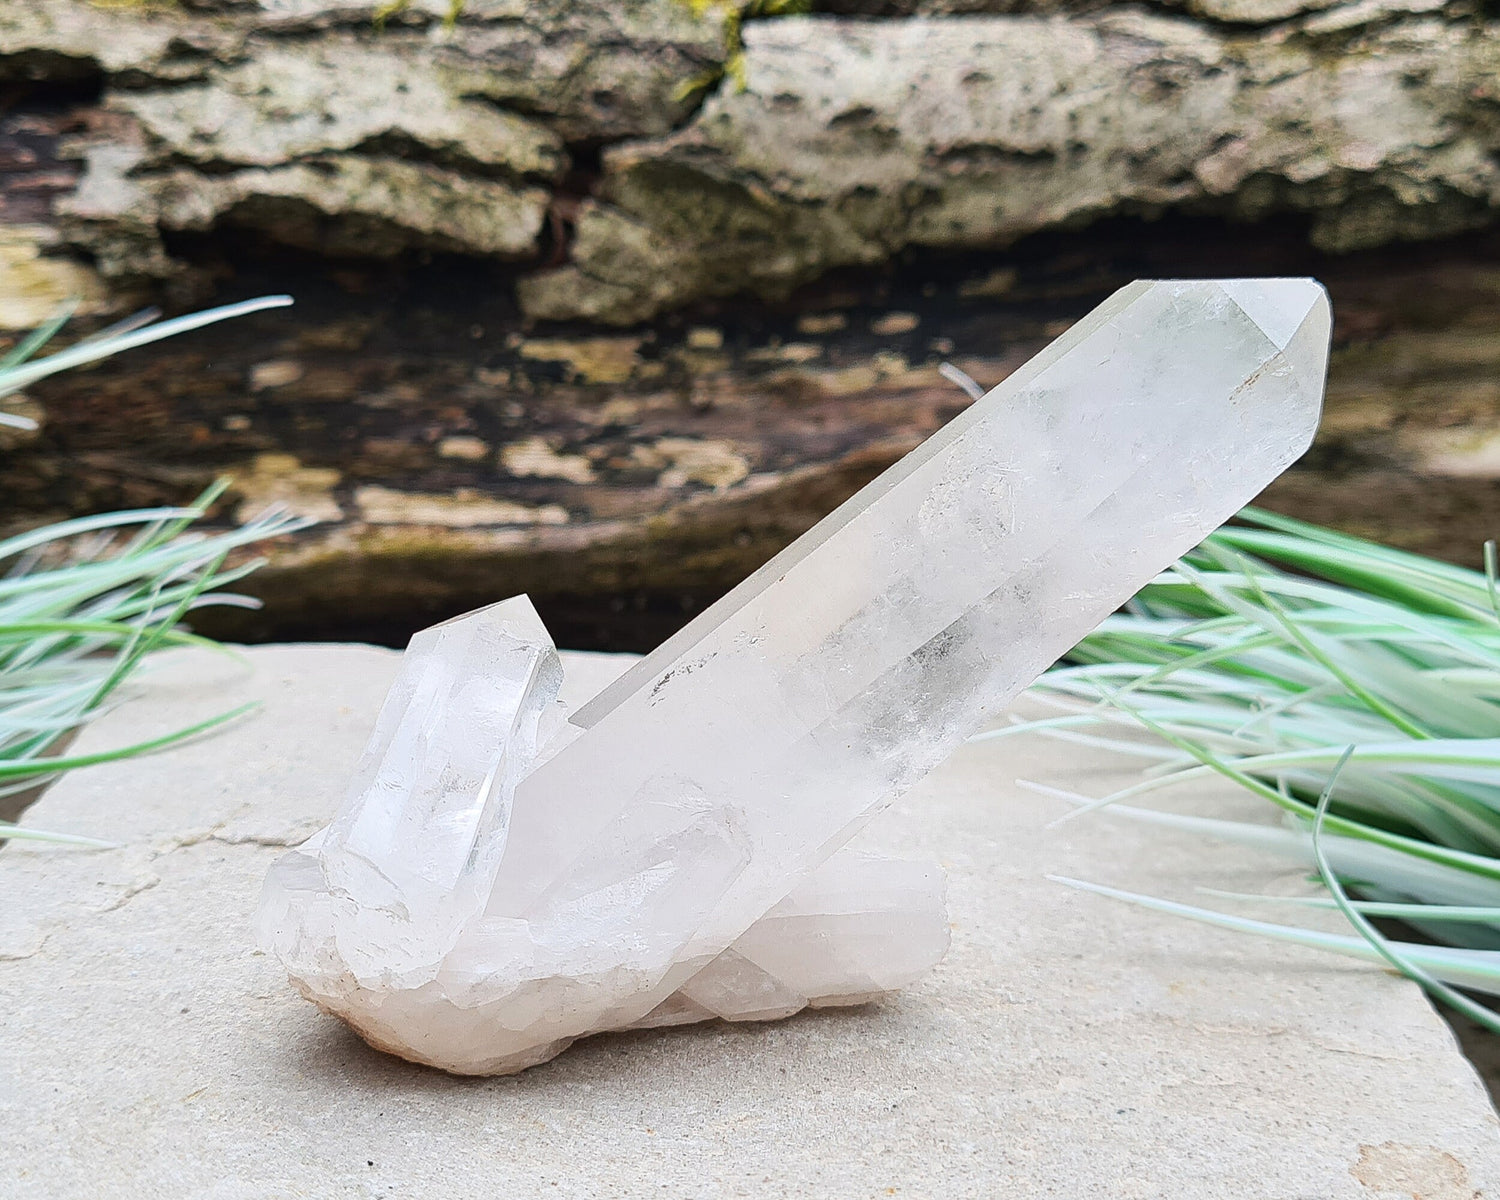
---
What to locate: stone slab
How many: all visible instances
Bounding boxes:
[3,643,1497,1198]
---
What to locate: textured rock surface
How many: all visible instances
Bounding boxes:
[3,0,1497,301]
[1,0,1500,648]
[1,0,728,275]
[528,10,1500,322]
[4,644,1499,1195]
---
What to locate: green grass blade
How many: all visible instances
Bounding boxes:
[0,702,256,782]
[0,296,293,400]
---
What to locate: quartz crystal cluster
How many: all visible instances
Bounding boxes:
[258,279,1331,1075]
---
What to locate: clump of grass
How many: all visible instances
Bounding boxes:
[983,508,1500,1032]
[1,296,306,845]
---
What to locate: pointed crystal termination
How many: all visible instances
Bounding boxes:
[259,278,1330,1075]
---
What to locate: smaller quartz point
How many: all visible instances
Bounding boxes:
[259,279,1330,1075]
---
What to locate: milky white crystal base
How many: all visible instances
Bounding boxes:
[259,278,1329,1076]
[259,599,950,1074]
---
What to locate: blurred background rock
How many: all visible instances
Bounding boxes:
[1,0,1497,650]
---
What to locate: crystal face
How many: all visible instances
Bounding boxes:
[258,278,1331,1075]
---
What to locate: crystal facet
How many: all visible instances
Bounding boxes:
[258,278,1331,1074]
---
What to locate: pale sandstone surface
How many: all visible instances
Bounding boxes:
[3,643,1497,1196]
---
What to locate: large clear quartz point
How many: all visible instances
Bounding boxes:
[258,278,1331,1075]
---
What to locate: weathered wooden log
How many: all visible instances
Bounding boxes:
[0,0,1497,649]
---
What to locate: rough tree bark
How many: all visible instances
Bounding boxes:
[0,0,1497,648]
